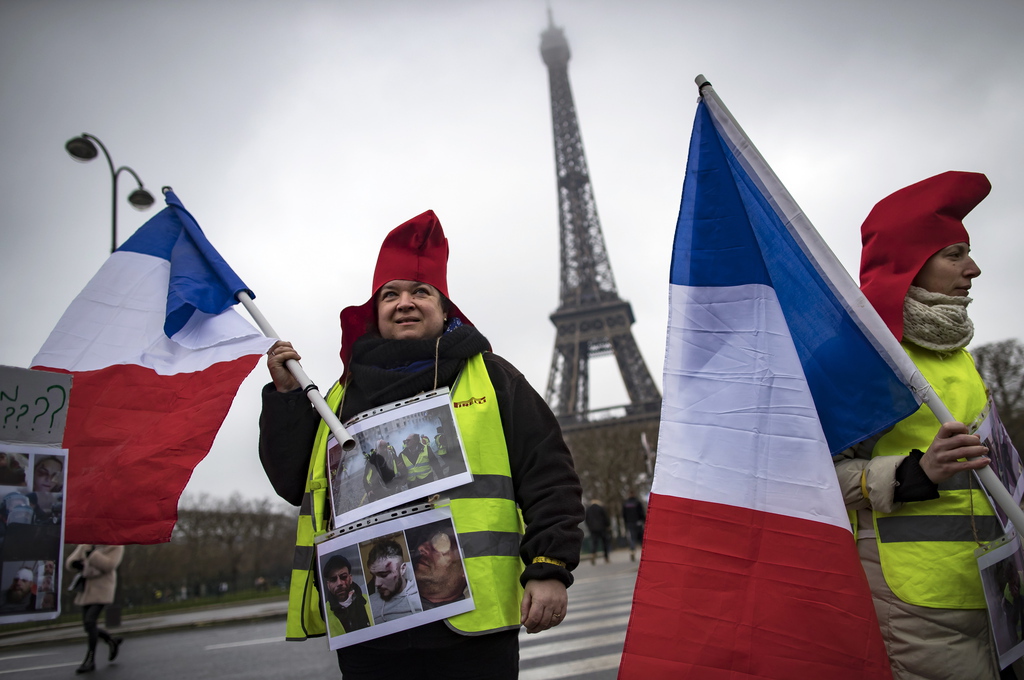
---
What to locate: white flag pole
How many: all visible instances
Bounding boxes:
[235,291,355,452]
[696,73,1024,539]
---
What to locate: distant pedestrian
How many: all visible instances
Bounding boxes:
[585,500,611,564]
[622,491,646,561]
[66,545,124,674]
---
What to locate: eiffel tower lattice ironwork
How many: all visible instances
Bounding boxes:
[540,16,661,430]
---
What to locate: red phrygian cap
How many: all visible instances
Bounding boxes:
[338,210,476,377]
[859,171,990,341]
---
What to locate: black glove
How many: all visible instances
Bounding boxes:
[71,559,84,571]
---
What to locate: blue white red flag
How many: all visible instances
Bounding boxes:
[618,79,918,679]
[32,191,273,544]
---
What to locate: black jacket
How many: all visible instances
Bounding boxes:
[330,583,371,633]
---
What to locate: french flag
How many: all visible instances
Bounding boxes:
[32,190,273,545]
[618,80,920,679]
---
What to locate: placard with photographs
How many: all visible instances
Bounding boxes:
[328,387,472,528]
[970,401,1024,533]
[976,534,1024,669]
[0,444,68,624]
[315,507,474,649]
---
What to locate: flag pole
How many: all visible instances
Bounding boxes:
[235,291,356,452]
[695,73,1024,539]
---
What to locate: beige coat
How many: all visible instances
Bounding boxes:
[65,545,123,606]
[835,439,1003,679]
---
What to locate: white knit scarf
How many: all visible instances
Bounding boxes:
[902,285,974,352]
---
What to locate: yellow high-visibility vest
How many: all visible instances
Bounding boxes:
[871,343,996,609]
[401,444,434,481]
[285,354,524,639]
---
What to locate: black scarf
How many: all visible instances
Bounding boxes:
[340,325,490,421]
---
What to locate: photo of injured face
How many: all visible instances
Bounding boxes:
[407,517,469,610]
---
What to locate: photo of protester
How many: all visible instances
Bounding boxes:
[978,536,1024,669]
[319,546,372,637]
[0,452,28,487]
[327,391,473,528]
[362,532,422,625]
[0,564,36,613]
[973,403,1024,532]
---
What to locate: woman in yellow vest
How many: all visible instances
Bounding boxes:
[835,171,1010,679]
[258,210,584,679]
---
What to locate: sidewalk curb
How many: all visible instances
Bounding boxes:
[0,600,288,650]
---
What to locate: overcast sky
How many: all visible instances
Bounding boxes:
[2,0,1022,505]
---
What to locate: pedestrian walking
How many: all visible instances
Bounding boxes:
[585,500,612,564]
[65,545,124,674]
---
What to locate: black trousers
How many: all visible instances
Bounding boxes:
[81,604,114,653]
[336,626,518,680]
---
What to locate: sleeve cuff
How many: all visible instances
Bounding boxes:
[520,561,574,588]
[893,449,940,503]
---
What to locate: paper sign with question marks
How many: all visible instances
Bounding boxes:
[0,365,72,447]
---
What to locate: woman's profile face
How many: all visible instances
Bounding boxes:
[912,242,981,297]
[34,458,63,493]
[376,280,446,341]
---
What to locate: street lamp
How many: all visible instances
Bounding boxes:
[65,133,155,253]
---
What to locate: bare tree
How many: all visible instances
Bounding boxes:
[564,421,658,540]
[81,494,297,608]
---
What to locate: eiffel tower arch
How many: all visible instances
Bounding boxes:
[539,15,661,505]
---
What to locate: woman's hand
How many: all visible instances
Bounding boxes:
[520,579,567,634]
[919,421,990,484]
[266,341,302,393]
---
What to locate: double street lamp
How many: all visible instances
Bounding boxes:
[65,133,155,254]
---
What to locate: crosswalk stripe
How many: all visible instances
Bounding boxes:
[521,631,625,661]
[573,572,638,587]
[0,662,80,675]
[557,602,632,622]
[520,613,630,642]
[570,583,635,598]
[204,637,283,650]
[519,652,623,680]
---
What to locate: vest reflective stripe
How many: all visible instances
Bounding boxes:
[871,344,993,609]
[877,515,1003,543]
[292,544,315,571]
[459,531,523,560]
[448,474,514,501]
[285,354,524,639]
[402,445,433,480]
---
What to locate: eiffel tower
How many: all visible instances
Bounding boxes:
[539,15,661,435]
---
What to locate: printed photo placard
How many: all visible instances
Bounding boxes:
[977,534,1024,669]
[971,401,1024,533]
[327,388,472,528]
[0,444,68,624]
[315,507,474,650]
